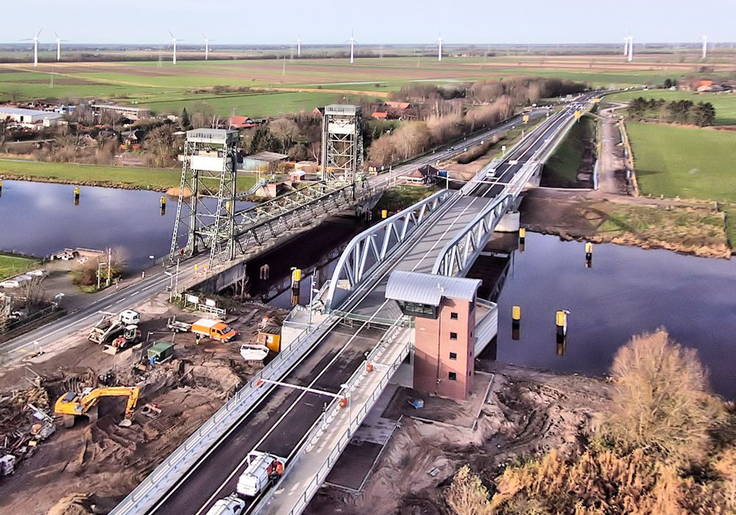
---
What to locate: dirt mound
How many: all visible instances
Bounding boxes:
[46,493,94,515]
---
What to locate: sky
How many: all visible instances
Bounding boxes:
[2,0,733,46]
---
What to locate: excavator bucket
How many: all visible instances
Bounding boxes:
[118,417,133,428]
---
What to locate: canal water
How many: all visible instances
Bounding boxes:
[0,180,251,270]
[476,232,736,400]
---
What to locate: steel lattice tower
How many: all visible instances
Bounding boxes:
[169,129,239,269]
[321,105,363,183]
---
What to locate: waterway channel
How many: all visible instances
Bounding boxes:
[0,180,252,270]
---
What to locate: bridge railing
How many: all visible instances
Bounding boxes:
[324,188,455,310]
[251,317,412,515]
[432,108,580,278]
[109,314,338,515]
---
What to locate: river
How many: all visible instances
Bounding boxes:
[0,180,252,270]
[476,232,736,399]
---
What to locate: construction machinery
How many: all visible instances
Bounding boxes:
[103,325,142,355]
[89,310,139,344]
[54,386,140,428]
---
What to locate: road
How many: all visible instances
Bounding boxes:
[0,112,537,361]
[143,101,585,515]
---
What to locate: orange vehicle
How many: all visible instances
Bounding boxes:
[191,319,238,343]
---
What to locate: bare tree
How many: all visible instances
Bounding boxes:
[17,275,46,308]
[144,125,176,167]
[269,118,301,152]
[600,329,724,465]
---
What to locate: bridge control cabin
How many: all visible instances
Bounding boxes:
[386,271,498,400]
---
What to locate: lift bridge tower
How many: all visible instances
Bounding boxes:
[168,129,239,269]
[321,105,363,183]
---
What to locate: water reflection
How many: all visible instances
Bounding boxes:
[0,180,252,270]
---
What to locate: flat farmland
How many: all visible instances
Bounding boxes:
[605,89,736,125]
[1,54,731,117]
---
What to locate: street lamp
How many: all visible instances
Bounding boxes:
[149,255,155,269]
[307,274,320,331]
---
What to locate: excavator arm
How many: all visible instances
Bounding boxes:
[56,386,140,428]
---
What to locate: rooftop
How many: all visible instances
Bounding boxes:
[186,128,239,145]
[0,106,62,117]
[385,271,481,306]
[247,151,288,162]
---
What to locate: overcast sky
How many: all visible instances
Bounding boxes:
[2,0,732,45]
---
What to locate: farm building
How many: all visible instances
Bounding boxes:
[92,104,151,121]
[0,106,62,127]
[242,151,288,172]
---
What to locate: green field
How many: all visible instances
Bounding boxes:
[0,55,720,118]
[627,122,736,244]
[605,90,736,125]
[0,254,39,281]
[0,159,256,192]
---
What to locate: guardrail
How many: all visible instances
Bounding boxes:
[109,314,339,515]
[432,107,582,278]
[252,317,412,515]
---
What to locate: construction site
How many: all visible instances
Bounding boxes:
[0,290,287,514]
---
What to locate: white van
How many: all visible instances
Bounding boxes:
[236,452,285,497]
[204,494,245,515]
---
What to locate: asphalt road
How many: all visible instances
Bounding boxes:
[143,99,591,515]
[1,113,535,361]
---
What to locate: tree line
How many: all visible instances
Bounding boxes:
[627,97,716,127]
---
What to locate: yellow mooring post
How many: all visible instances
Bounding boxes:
[512,305,521,341]
[555,310,568,337]
[160,195,166,215]
[585,242,593,268]
[73,186,81,205]
[381,209,388,219]
[291,268,302,306]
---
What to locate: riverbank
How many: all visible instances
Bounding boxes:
[0,159,256,193]
[521,190,731,259]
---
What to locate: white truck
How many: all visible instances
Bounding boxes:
[236,451,286,497]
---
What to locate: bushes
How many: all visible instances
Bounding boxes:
[445,330,734,515]
[600,330,724,465]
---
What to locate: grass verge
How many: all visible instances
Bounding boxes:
[375,185,439,213]
[541,114,595,187]
[0,159,256,192]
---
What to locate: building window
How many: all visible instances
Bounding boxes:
[449,352,457,360]
[449,372,457,381]
[450,332,458,340]
[450,312,458,320]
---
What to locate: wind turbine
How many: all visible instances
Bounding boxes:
[346,30,357,64]
[54,32,68,62]
[202,34,211,60]
[297,36,301,58]
[21,29,43,67]
[169,31,182,65]
[623,37,629,57]
[702,35,708,60]
[437,32,443,62]
[627,36,634,62]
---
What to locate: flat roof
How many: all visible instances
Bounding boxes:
[385,271,481,306]
[187,128,239,145]
[325,104,360,115]
[0,107,62,118]
[93,104,150,112]
[247,151,288,162]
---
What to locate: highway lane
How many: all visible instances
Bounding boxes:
[146,105,579,515]
[1,113,536,360]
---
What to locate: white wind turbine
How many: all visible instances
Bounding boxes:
[702,35,708,60]
[297,36,302,58]
[437,32,443,61]
[627,36,634,62]
[202,34,211,60]
[21,29,43,67]
[623,37,629,57]
[346,30,357,64]
[169,31,183,65]
[54,31,68,61]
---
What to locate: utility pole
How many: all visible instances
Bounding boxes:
[107,247,112,286]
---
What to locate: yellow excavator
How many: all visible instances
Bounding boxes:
[54,386,140,428]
